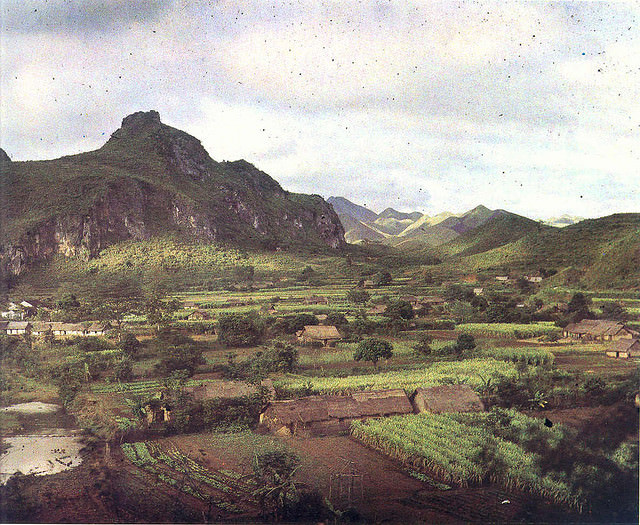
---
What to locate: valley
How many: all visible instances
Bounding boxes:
[0,113,638,524]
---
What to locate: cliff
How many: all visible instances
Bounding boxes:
[0,111,345,277]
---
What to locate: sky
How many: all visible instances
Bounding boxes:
[1,0,639,220]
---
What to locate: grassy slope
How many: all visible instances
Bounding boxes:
[454,214,640,285]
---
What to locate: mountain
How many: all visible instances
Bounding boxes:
[438,212,550,257]
[327,196,377,223]
[438,205,506,234]
[0,111,345,278]
[373,208,423,235]
[398,211,456,237]
[338,213,388,243]
[455,213,640,286]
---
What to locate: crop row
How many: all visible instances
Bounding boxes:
[351,413,580,509]
[275,358,518,394]
[457,322,561,339]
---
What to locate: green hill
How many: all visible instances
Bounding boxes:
[455,214,640,287]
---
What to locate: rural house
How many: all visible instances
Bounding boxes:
[524,275,543,283]
[563,320,634,342]
[260,389,413,436]
[473,287,484,296]
[31,322,53,337]
[297,325,342,346]
[412,385,485,414]
[605,339,640,359]
[420,296,446,307]
[367,304,387,315]
[6,321,31,336]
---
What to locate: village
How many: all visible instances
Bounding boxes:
[1,268,638,522]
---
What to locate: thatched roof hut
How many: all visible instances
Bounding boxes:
[185,380,260,401]
[412,384,485,414]
[297,325,342,346]
[260,389,412,436]
[606,338,640,359]
[563,320,633,341]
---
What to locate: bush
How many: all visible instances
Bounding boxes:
[384,300,414,320]
[412,334,433,356]
[119,332,142,356]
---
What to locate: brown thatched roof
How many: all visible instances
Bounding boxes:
[262,389,412,426]
[608,338,640,353]
[352,389,413,416]
[413,384,485,414]
[565,320,629,337]
[299,325,341,340]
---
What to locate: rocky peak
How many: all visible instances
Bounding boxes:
[0,148,11,163]
[107,110,163,142]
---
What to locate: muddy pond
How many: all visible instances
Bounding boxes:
[0,402,85,483]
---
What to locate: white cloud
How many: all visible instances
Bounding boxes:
[1,0,638,220]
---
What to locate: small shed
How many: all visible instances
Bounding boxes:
[31,322,53,337]
[298,325,342,346]
[367,304,387,315]
[606,339,640,359]
[412,385,485,414]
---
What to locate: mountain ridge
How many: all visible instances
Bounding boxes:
[0,111,345,279]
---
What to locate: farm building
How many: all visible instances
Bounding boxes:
[420,296,446,307]
[187,310,211,321]
[297,325,342,346]
[31,322,53,337]
[495,276,510,282]
[400,296,420,307]
[605,339,640,359]
[6,321,31,335]
[260,389,413,436]
[524,275,543,283]
[563,320,634,342]
[412,385,485,414]
[473,287,484,296]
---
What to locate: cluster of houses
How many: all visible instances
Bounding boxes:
[563,319,640,359]
[259,384,484,437]
[1,301,37,320]
[0,321,112,338]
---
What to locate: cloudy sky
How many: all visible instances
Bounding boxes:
[1,1,638,220]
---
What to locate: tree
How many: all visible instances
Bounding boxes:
[324,312,348,327]
[372,271,392,287]
[218,313,265,347]
[449,300,475,323]
[57,293,80,310]
[413,333,433,356]
[252,450,301,521]
[119,332,142,357]
[354,338,393,369]
[384,299,414,320]
[453,333,476,358]
[299,265,315,281]
[600,302,627,320]
[567,292,592,321]
[346,289,370,305]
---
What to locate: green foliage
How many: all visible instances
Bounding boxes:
[346,289,370,304]
[252,450,301,520]
[354,338,393,367]
[384,299,414,320]
[119,332,142,356]
[372,271,392,286]
[324,311,348,326]
[113,357,134,382]
[218,313,265,347]
[412,333,433,356]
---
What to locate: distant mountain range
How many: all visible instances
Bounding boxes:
[327,197,548,247]
[328,196,640,289]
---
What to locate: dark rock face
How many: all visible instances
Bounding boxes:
[0,148,10,163]
[0,111,345,277]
